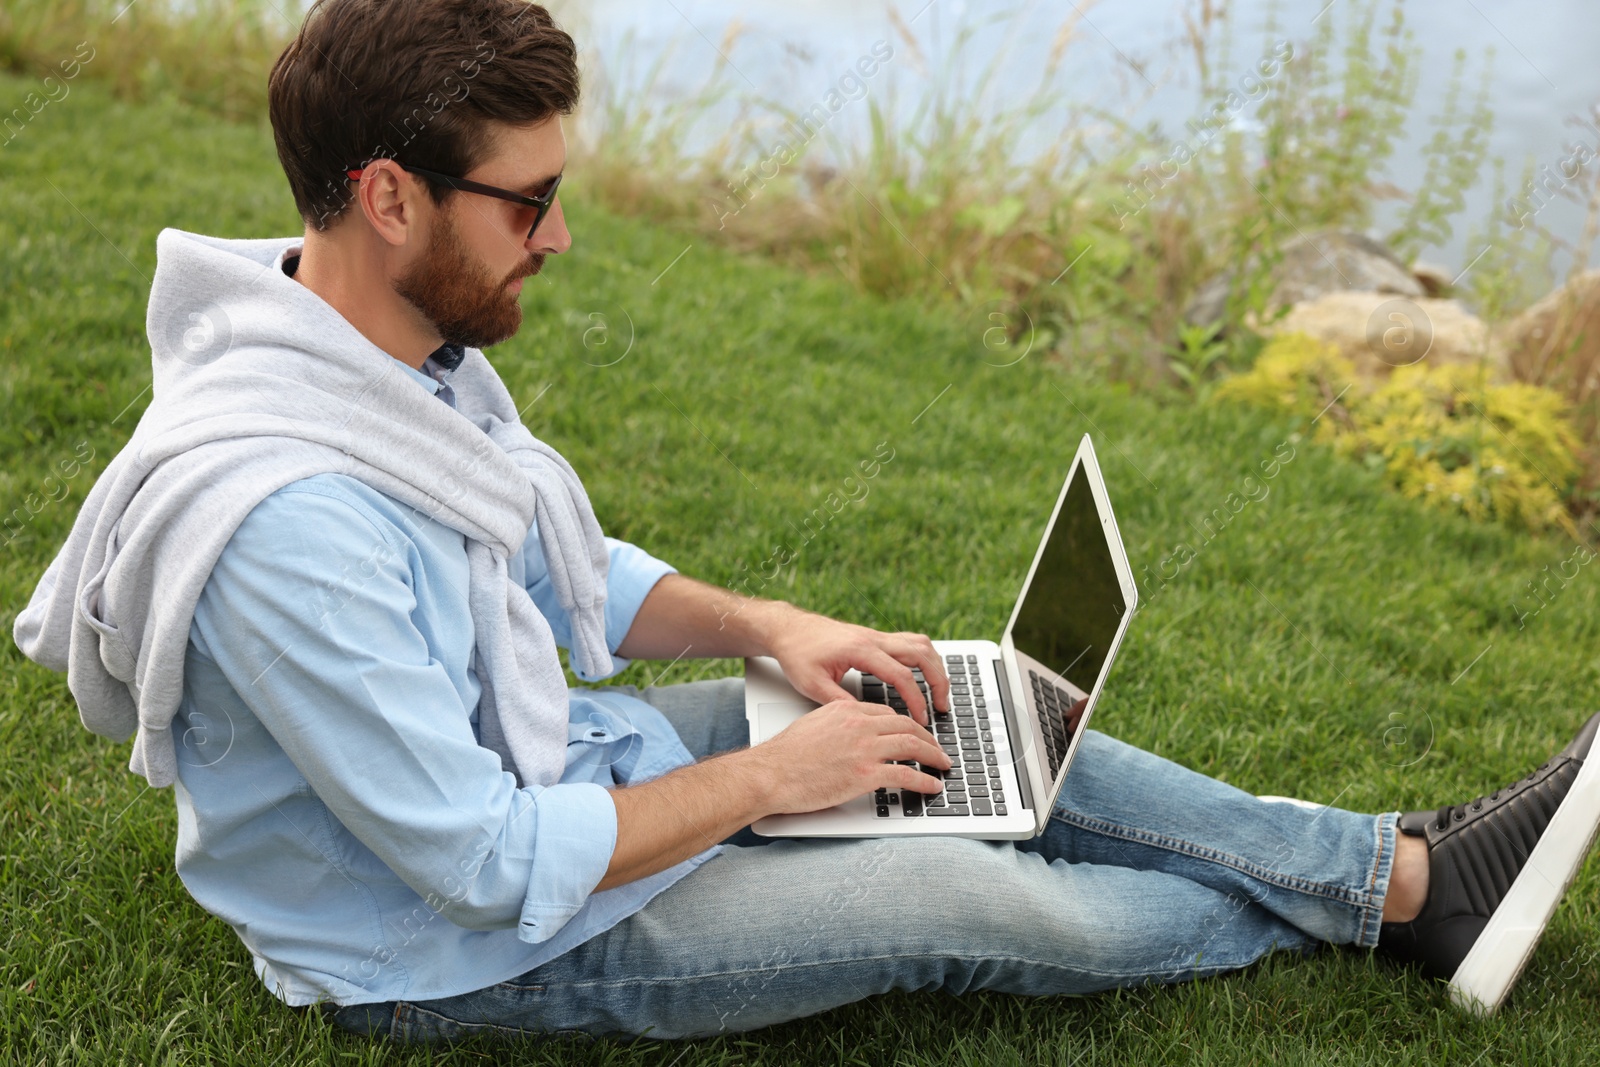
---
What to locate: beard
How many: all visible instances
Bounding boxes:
[393,207,544,350]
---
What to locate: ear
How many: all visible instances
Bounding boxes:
[351,160,427,248]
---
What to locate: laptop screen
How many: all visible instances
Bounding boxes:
[1007,459,1127,695]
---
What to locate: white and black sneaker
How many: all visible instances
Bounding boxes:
[1377,711,1600,1014]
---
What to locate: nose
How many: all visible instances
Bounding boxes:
[529,196,571,255]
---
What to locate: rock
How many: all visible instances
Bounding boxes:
[1260,291,1505,379]
[1410,260,1455,298]
[1184,229,1425,328]
[1502,270,1600,389]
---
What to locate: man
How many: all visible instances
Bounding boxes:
[12,0,1600,1044]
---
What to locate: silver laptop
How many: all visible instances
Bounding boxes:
[744,434,1139,840]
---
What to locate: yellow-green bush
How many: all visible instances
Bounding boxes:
[1214,332,1582,536]
[1211,332,1358,426]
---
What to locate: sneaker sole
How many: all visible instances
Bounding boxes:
[1447,746,1600,1015]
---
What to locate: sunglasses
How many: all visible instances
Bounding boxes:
[344,162,562,239]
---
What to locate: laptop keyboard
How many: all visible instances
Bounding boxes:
[1031,669,1080,777]
[859,654,1007,818]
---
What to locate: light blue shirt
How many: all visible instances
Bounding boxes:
[171,354,720,1007]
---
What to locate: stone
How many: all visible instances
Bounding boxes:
[1410,260,1455,298]
[1184,229,1425,328]
[1502,270,1600,390]
[1260,291,1504,380]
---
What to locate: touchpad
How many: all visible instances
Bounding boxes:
[753,703,813,744]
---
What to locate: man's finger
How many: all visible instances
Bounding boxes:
[900,634,949,713]
[800,673,855,708]
[886,762,948,794]
[866,649,929,724]
[865,705,943,754]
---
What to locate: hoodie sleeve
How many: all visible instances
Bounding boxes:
[516,526,676,683]
[12,551,69,671]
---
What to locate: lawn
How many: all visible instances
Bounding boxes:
[3,74,1599,1066]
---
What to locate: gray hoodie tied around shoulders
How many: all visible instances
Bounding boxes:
[12,228,612,790]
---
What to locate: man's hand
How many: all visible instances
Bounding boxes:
[597,695,951,891]
[746,698,951,813]
[616,574,953,724]
[765,613,951,725]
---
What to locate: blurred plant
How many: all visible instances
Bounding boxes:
[1164,320,1229,398]
[1386,46,1495,262]
[1212,331,1355,427]
[0,0,292,120]
[1465,158,1558,326]
[1215,332,1582,535]
[1241,1,1416,234]
[1346,364,1581,536]
[566,25,744,227]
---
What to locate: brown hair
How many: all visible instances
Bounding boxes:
[268,0,579,230]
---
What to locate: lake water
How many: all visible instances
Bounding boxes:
[560,0,1599,282]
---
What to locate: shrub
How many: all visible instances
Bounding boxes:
[1214,333,1583,535]
[1347,365,1581,535]
[1211,331,1356,426]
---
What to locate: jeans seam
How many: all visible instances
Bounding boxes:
[1050,808,1383,910]
[461,947,1297,995]
[400,1001,548,1039]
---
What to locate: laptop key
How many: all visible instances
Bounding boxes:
[996,804,1008,816]
[972,798,993,816]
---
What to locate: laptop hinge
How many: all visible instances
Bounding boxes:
[994,658,1035,813]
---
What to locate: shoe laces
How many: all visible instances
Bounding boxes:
[1434,756,1557,831]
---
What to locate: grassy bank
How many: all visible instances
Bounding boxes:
[4,74,1600,1066]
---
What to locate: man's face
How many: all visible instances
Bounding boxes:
[393,117,570,350]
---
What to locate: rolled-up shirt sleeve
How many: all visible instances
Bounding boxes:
[518,524,676,682]
[191,484,613,943]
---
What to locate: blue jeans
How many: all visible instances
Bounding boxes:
[324,677,1399,1043]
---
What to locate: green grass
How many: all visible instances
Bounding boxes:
[3,73,1600,1066]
